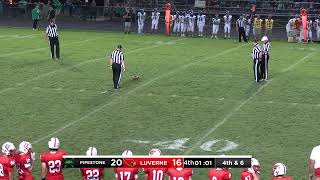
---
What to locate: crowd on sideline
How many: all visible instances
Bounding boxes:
[2,137,319,179]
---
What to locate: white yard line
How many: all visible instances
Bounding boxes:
[0,38,95,58]
[31,44,246,145]
[186,50,319,154]
[0,40,181,94]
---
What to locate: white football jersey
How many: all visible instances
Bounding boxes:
[179,15,185,23]
[138,12,146,22]
[197,15,206,24]
[224,15,232,24]
[151,12,160,21]
[212,18,220,25]
[311,145,320,168]
[315,19,320,30]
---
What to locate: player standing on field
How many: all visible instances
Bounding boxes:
[168,168,192,180]
[114,150,139,180]
[137,9,145,35]
[189,12,196,37]
[211,14,220,39]
[185,11,191,36]
[240,158,260,180]
[315,15,320,42]
[197,11,206,37]
[307,17,313,43]
[208,168,231,180]
[245,14,252,40]
[223,11,232,39]
[179,12,186,37]
[144,149,167,180]
[80,147,104,180]
[0,142,16,180]
[17,141,35,180]
[40,137,67,180]
[271,163,293,180]
[173,11,180,35]
[151,8,160,34]
[309,145,320,180]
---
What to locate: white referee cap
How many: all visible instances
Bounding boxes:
[261,36,268,41]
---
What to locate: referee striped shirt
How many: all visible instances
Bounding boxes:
[46,24,58,37]
[252,44,261,60]
[110,50,124,64]
[237,18,245,28]
[263,42,270,54]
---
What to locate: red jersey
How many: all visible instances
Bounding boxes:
[271,177,293,180]
[17,153,34,180]
[0,154,15,180]
[168,168,193,180]
[80,168,104,180]
[208,168,231,180]
[241,169,254,180]
[40,150,67,180]
[144,168,167,180]
[114,167,139,180]
[8,152,19,173]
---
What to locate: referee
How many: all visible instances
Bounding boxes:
[252,40,262,82]
[46,20,60,62]
[110,45,126,89]
[260,36,271,80]
[236,14,247,42]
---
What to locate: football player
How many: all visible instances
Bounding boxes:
[80,147,104,180]
[137,9,146,34]
[168,168,192,180]
[211,14,221,39]
[151,8,160,33]
[223,11,232,39]
[240,158,260,180]
[307,17,313,43]
[197,11,206,37]
[179,12,186,37]
[189,12,196,37]
[17,141,35,180]
[114,150,139,180]
[208,168,231,180]
[173,11,180,35]
[40,137,67,180]
[144,149,167,180]
[315,15,320,41]
[271,163,293,180]
[0,142,16,180]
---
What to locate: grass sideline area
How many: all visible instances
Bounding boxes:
[0,27,320,179]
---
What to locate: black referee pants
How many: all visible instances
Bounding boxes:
[238,27,247,42]
[112,63,122,89]
[260,53,269,80]
[253,59,261,82]
[49,37,60,59]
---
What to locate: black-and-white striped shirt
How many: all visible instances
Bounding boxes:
[252,44,261,60]
[46,24,58,37]
[237,18,245,28]
[263,42,270,54]
[110,50,124,64]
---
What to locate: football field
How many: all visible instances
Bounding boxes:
[0,27,320,179]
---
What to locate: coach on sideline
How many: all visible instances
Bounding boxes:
[45,20,60,62]
[110,45,126,89]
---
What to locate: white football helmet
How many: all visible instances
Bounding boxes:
[248,158,260,174]
[2,142,15,156]
[19,141,32,154]
[122,150,133,157]
[48,137,60,150]
[273,163,287,177]
[149,149,161,157]
[86,147,97,156]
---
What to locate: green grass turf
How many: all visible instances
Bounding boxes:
[0,27,320,179]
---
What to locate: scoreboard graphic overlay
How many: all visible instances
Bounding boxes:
[63,155,252,168]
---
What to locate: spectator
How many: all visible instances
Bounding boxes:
[65,0,73,16]
[18,0,27,16]
[0,0,3,15]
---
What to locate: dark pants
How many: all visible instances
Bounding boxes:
[32,19,38,29]
[49,37,60,59]
[253,59,261,82]
[260,53,269,80]
[238,27,247,42]
[112,63,122,89]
